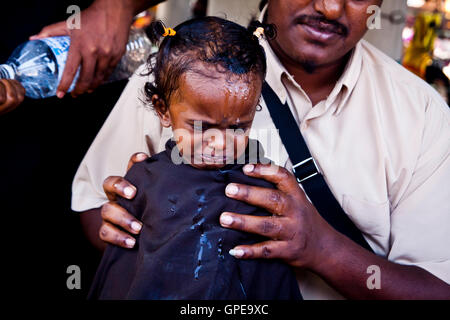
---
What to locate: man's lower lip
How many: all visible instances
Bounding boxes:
[300,24,341,42]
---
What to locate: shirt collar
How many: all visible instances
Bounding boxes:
[261,39,290,105]
[330,40,363,115]
[260,33,363,114]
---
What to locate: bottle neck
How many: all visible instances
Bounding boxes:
[0,64,15,79]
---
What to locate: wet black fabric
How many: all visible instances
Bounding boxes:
[89,139,302,300]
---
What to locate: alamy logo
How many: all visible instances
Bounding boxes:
[66,5,81,30]
[66,265,81,290]
[366,265,381,290]
[367,5,382,30]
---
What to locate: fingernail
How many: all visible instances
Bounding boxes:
[229,248,244,258]
[136,153,147,161]
[243,164,254,173]
[56,91,64,99]
[220,214,233,226]
[124,186,135,198]
[125,238,135,247]
[131,221,142,232]
[225,184,238,196]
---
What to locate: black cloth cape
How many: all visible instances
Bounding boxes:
[89,139,302,300]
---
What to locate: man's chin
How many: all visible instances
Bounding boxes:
[299,59,318,74]
[292,48,344,72]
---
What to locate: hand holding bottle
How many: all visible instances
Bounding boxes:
[0,79,25,115]
[29,0,137,98]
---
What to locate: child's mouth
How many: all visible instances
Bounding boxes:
[199,153,231,164]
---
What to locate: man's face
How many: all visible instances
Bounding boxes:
[266,0,382,69]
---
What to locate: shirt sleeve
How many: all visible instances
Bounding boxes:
[71,65,169,212]
[388,93,450,284]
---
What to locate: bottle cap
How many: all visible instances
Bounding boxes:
[0,64,15,79]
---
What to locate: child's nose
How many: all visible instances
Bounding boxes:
[205,130,226,150]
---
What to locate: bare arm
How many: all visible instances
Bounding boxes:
[125,0,166,16]
[311,229,450,299]
[80,207,105,251]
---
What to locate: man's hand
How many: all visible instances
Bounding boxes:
[219,163,450,299]
[29,0,136,98]
[219,163,335,269]
[0,79,26,115]
[98,152,149,248]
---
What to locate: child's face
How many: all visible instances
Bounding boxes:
[158,69,262,169]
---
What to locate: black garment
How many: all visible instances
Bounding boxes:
[89,139,302,300]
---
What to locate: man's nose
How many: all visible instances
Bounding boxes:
[313,0,345,21]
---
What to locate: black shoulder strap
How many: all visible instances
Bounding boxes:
[261,82,373,252]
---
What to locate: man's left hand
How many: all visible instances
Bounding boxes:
[219,163,336,269]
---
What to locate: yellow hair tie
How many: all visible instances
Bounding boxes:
[253,27,264,40]
[163,27,176,37]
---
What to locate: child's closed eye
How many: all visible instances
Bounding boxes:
[228,124,250,131]
[192,122,212,131]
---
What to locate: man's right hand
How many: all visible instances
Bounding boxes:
[29,0,136,98]
[99,152,149,248]
[30,0,165,98]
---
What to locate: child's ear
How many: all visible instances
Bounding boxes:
[152,94,171,127]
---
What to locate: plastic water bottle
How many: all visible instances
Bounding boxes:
[0,28,154,99]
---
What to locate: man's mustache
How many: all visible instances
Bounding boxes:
[295,15,348,37]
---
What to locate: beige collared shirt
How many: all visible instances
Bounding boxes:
[72,38,450,299]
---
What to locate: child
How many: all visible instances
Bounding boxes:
[89,17,302,300]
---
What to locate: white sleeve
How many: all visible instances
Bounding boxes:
[71,66,171,212]
[388,95,450,283]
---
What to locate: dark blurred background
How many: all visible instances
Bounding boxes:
[0,0,127,299]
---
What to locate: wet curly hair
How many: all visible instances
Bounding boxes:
[143,16,274,111]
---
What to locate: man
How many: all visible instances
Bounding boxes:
[72,0,450,299]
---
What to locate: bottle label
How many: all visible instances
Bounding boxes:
[40,36,79,92]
